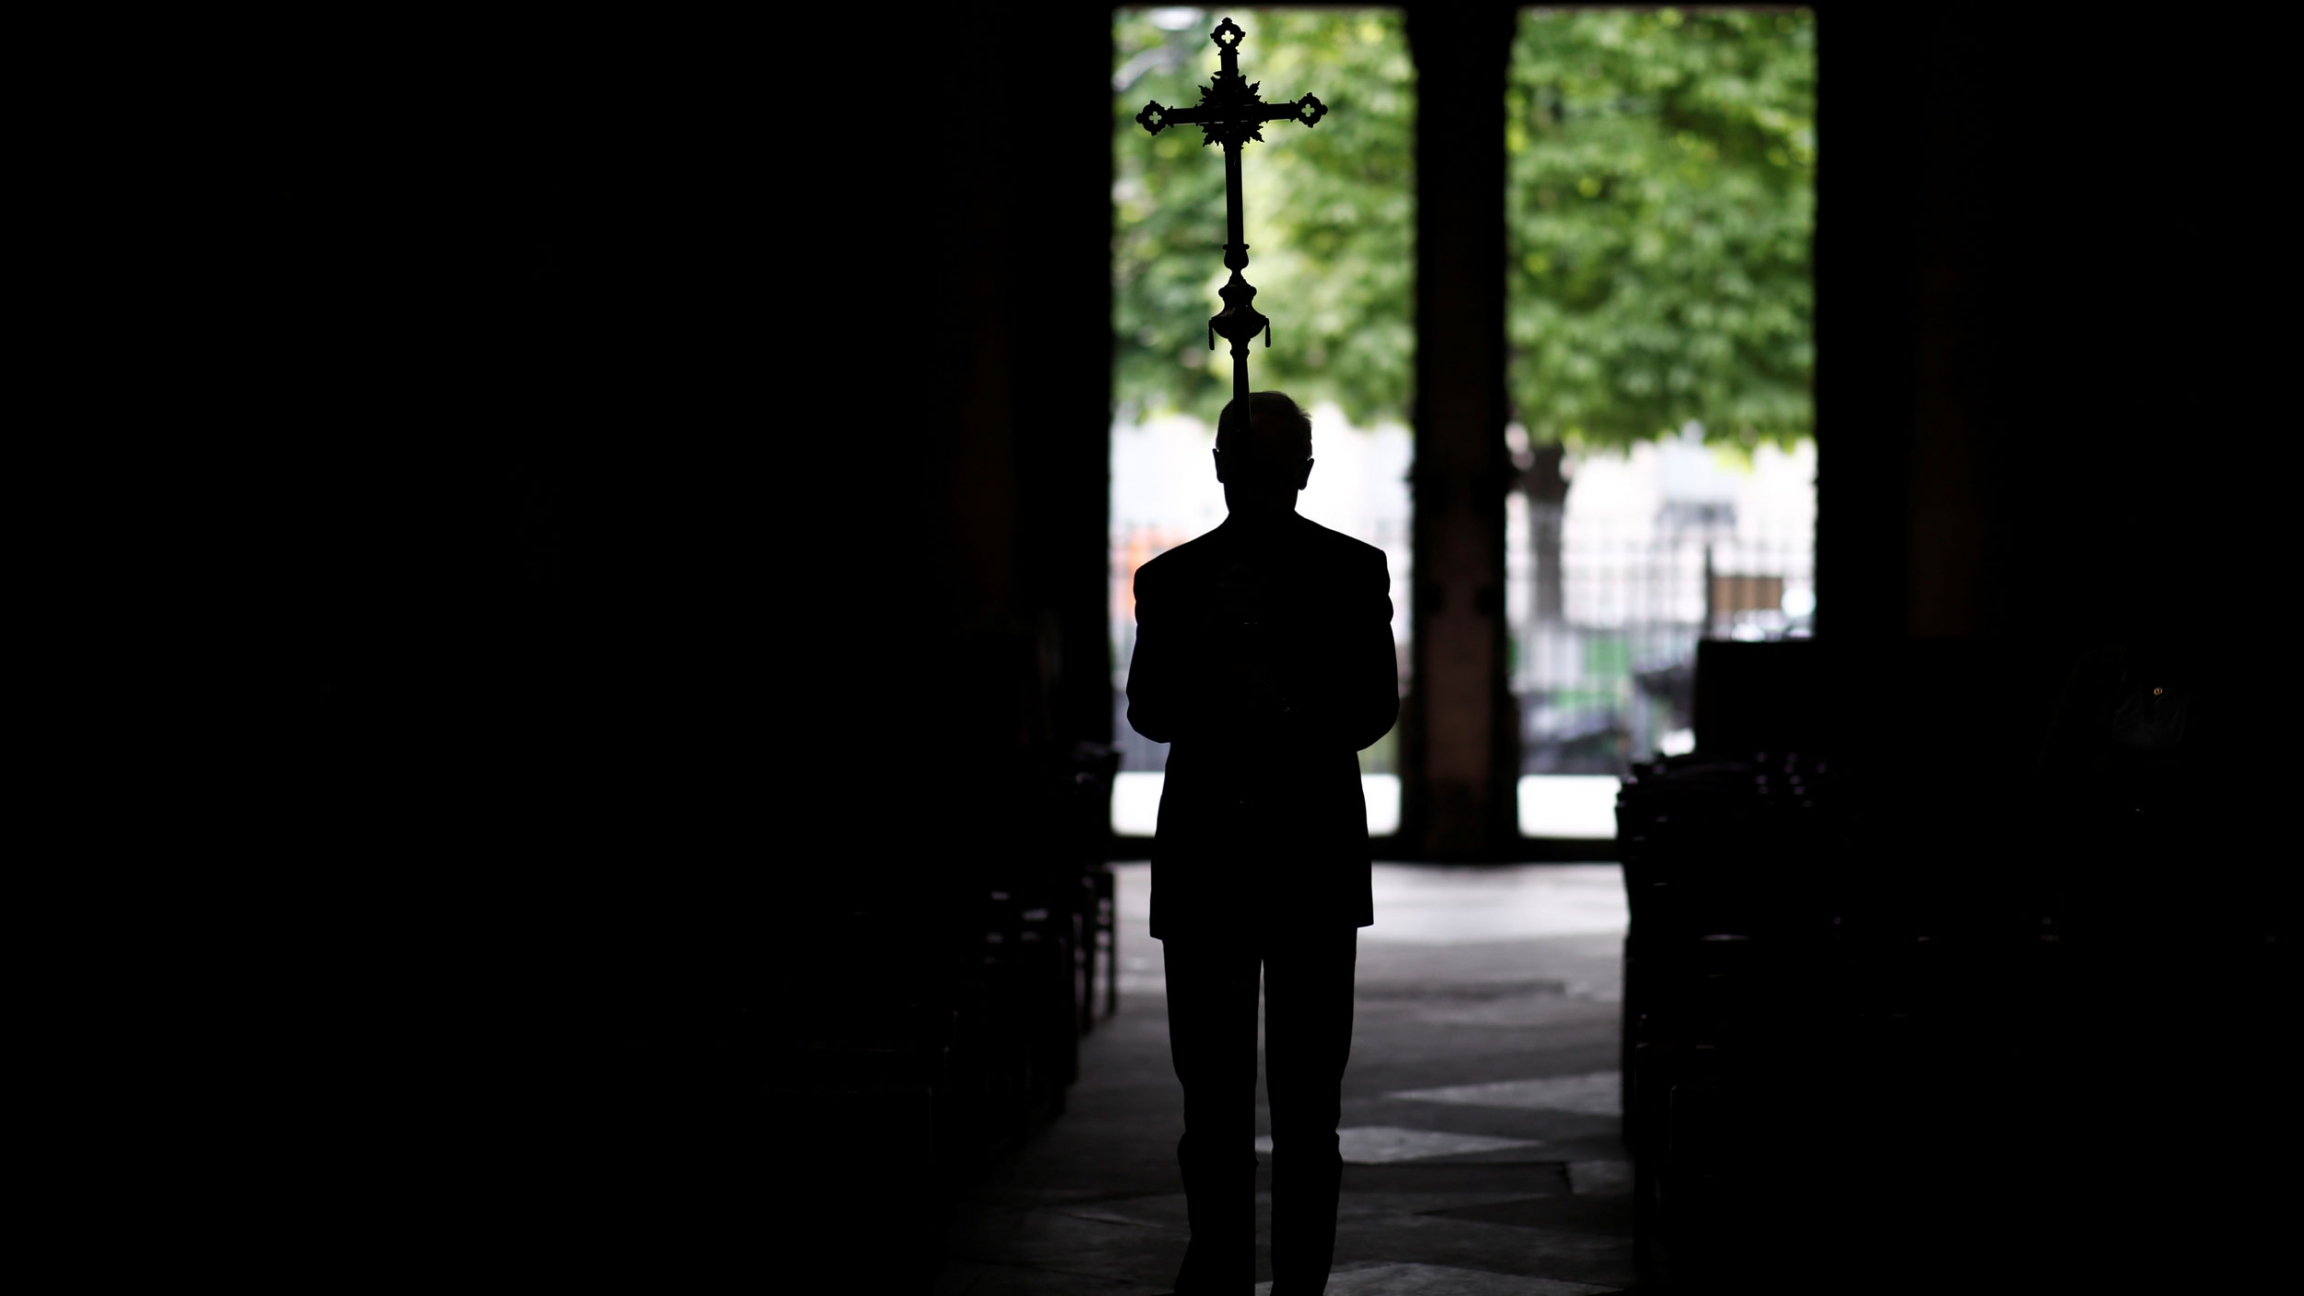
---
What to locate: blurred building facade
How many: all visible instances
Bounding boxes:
[1511,429,1816,774]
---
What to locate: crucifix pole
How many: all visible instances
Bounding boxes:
[1221,137,1250,403]
[1135,17,1328,408]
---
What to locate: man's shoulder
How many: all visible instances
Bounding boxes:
[1292,516,1388,570]
[1136,519,1384,588]
[1135,530,1227,588]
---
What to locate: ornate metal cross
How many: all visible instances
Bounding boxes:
[1135,17,1328,405]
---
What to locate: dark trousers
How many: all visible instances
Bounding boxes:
[1163,927,1357,1294]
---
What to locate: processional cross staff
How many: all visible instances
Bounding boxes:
[1135,17,1329,405]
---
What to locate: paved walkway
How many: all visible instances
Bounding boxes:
[936,864,1636,1295]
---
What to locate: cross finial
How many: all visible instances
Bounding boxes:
[1135,20,1328,149]
[1132,19,1330,403]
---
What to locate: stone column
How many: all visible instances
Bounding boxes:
[1399,5,1520,859]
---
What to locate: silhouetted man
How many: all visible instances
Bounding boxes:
[1126,392,1399,1294]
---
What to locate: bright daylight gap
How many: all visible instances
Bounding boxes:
[1505,7,1817,837]
[1108,8,1815,840]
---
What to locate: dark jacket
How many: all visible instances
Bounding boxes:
[1126,512,1399,940]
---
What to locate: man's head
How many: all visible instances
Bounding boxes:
[1213,391,1314,518]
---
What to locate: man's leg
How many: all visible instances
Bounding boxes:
[1163,936,1262,1292]
[1262,927,1357,1294]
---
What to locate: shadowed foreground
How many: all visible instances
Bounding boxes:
[936,864,1635,1294]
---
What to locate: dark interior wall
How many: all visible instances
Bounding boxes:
[200,12,1113,1269]
[220,11,1114,852]
[177,10,1078,1263]
[1830,3,2285,644]
[203,31,781,1271]
[930,5,1119,764]
[1817,6,2279,770]
[1775,17,2285,1280]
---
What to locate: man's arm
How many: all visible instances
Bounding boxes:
[1337,549,1401,753]
[1125,563,1184,744]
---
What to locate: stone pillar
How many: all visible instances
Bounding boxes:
[1399,5,1520,859]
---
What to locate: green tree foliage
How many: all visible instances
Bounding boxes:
[1113,10,1414,426]
[1509,8,1815,451]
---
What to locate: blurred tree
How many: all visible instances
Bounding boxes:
[1111,9,1814,459]
[1113,9,1414,427]
[1508,7,1815,455]
[1509,8,1813,635]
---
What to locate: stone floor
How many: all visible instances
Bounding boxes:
[934,863,1638,1295]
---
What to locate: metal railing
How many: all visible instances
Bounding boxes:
[1513,528,1812,774]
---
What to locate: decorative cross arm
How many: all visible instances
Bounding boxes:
[1130,16,1329,405]
[1135,93,1327,142]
